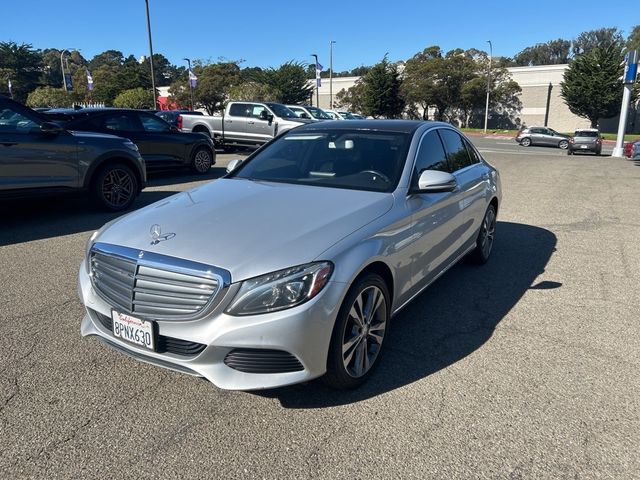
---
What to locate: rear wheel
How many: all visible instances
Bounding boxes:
[324,274,390,389]
[521,138,531,147]
[91,163,138,211]
[468,204,497,264]
[558,140,569,150]
[190,147,213,174]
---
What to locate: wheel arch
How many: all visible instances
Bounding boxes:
[83,154,144,192]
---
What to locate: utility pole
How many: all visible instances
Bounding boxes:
[329,41,336,109]
[144,0,158,109]
[483,40,492,134]
[311,54,319,107]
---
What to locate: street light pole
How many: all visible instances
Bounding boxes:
[184,57,194,111]
[311,53,319,107]
[483,40,492,134]
[329,41,336,109]
[144,0,158,109]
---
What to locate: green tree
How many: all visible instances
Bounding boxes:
[26,86,72,108]
[400,46,446,120]
[572,28,625,57]
[228,82,276,102]
[561,46,625,127]
[514,39,572,66]
[113,87,155,109]
[356,55,404,118]
[0,42,43,102]
[252,61,313,104]
[627,25,640,53]
[334,80,366,113]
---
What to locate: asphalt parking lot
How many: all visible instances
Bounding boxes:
[1,137,639,479]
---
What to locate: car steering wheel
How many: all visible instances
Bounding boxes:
[359,170,390,183]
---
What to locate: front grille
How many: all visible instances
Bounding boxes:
[224,348,304,374]
[90,242,230,321]
[92,309,206,357]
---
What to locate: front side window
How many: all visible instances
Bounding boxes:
[250,105,268,119]
[98,114,140,132]
[412,130,449,189]
[230,130,410,193]
[140,114,170,132]
[439,129,473,171]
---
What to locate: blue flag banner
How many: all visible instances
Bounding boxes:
[188,69,198,88]
[64,74,73,91]
[86,70,94,91]
[8,78,12,98]
[315,62,323,87]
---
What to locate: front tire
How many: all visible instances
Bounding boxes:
[324,274,390,389]
[91,163,138,211]
[190,147,213,174]
[468,204,497,264]
[558,140,569,150]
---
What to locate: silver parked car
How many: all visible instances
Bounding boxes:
[515,126,570,149]
[79,120,502,390]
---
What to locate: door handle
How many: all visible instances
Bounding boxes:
[247,121,255,125]
[1,141,17,147]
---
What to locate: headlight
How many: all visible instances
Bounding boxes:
[225,262,333,316]
[123,140,139,151]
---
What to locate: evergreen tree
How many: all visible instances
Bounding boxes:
[359,55,404,118]
[560,46,624,128]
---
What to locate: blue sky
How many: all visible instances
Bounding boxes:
[2,0,637,71]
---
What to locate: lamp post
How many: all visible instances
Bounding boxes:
[329,41,336,109]
[311,53,319,107]
[144,0,158,109]
[483,40,492,134]
[184,57,194,111]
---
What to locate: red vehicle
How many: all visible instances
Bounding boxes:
[623,141,637,158]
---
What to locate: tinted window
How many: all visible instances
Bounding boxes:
[439,129,473,171]
[463,138,482,165]
[575,131,598,137]
[140,114,170,132]
[231,130,410,193]
[95,113,140,132]
[229,103,249,117]
[530,128,545,134]
[412,131,449,188]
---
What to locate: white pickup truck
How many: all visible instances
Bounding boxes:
[179,101,312,149]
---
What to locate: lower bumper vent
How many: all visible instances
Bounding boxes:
[224,348,304,374]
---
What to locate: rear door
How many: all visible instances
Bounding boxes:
[529,127,546,145]
[223,103,249,142]
[0,102,79,191]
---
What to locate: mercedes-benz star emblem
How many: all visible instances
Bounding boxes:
[149,224,176,245]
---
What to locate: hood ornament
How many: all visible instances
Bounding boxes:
[150,224,176,245]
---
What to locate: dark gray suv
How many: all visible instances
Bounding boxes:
[0,96,146,211]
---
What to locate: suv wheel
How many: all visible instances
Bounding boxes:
[91,163,138,211]
[521,138,531,147]
[191,147,213,174]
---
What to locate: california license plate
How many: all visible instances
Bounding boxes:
[111,311,155,350]
[580,145,588,149]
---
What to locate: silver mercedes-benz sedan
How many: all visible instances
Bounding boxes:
[79,120,501,390]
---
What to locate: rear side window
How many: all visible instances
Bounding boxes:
[228,103,249,117]
[412,130,449,189]
[140,114,170,132]
[439,129,473,171]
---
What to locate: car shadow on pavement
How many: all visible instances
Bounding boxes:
[254,221,558,408]
[0,189,180,247]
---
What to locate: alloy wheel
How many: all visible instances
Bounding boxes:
[480,207,496,259]
[341,285,387,378]
[102,168,134,208]
[193,149,212,173]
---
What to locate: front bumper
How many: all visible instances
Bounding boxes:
[78,259,345,390]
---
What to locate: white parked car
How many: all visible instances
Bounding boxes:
[286,105,332,121]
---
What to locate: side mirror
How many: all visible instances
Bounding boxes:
[40,121,65,135]
[413,170,457,193]
[226,158,243,173]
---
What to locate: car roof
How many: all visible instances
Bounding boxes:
[290,119,447,134]
[574,128,599,132]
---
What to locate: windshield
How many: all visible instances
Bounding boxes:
[230,130,411,193]
[306,106,332,120]
[264,103,298,119]
[338,111,356,119]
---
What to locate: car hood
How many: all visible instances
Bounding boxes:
[95,179,393,282]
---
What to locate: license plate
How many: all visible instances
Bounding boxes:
[111,311,155,350]
[580,145,588,149]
